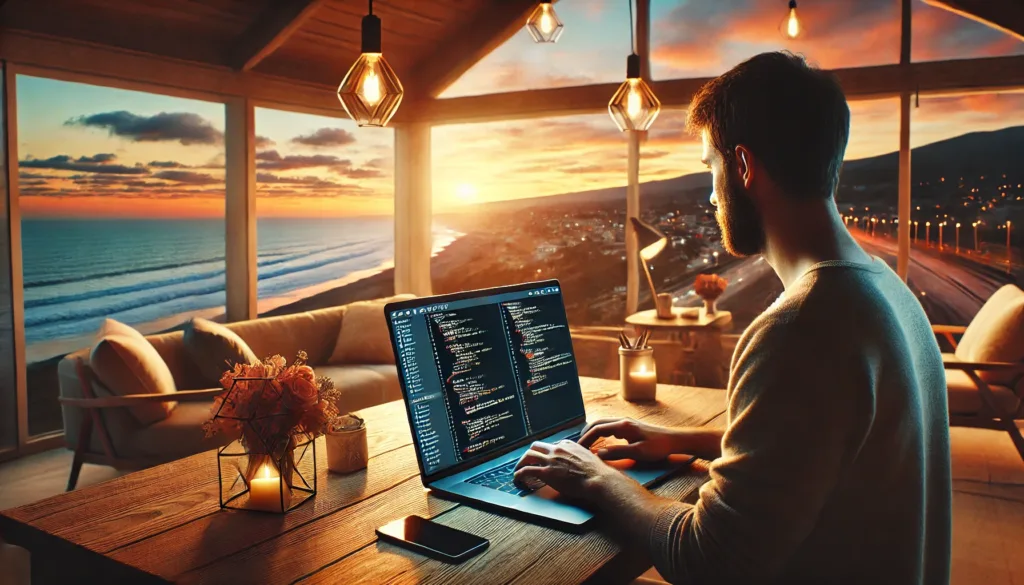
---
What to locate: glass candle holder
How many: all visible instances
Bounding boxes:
[619,347,657,402]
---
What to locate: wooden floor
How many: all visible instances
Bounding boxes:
[2,428,1022,584]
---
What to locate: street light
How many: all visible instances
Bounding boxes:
[713,251,720,265]
[913,221,919,242]
[938,222,944,249]
[926,221,931,246]
[1008,220,1013,264]
[955,223,961,253]
[973,221,979,252]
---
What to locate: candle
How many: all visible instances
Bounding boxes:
[623,361,657,402]
[248,464,288,512]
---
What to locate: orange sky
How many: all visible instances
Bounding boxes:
[16,0,1024,218]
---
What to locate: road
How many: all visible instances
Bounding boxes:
[669,232,1018,330]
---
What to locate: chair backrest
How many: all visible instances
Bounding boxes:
[956,284,1024,386]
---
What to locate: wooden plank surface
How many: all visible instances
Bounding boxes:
[0,378,727,584]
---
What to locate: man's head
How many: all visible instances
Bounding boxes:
[687,52,851,256]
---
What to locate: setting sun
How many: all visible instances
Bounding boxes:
[456,183,479,203]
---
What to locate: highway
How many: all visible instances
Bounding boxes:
[670,231,1018,330]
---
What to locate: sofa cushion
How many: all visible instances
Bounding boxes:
[90,320,178,426]
[956,285,1024,386]
[226,307,346,367]
[328,295,415,365]
[124,400,231,460]
[315,364,401,414]
[945,365,1022,417]
[184,317,258,386]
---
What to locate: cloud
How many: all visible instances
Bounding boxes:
[148,160,187,168]
[291,128,357,148]
[256,135,275,148]
[19,172,58,180]
[20,154,150,175]
[256,150,351,171]
[65,111,224,145]
[152,170,223,185]
[344,168,384,179]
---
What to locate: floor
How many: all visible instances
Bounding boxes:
[1,428,1022,584]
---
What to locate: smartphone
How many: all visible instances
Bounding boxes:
[375,515,489,563]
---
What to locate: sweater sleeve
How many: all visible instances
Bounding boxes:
[648,304,876,584]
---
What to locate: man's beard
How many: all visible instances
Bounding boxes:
[715,172,765,257]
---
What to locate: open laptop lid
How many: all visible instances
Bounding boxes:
[386,280,586,483]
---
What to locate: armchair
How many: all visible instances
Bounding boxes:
[935,284,1024,462]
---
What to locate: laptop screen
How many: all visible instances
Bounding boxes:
[389,282,585,477]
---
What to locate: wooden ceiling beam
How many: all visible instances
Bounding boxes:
[410,54,1024,125]
[402,0,540,100]
[923,0,1024,41]
[229,0,328,71]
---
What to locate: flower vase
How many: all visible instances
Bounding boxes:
[702,298,717,317]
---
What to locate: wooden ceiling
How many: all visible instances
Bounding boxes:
[925,0,1024,41]
[0,0,539,99]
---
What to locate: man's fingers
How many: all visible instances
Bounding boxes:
[580,418,622,438]
[528,441,554,454]
[514,449,550,471]
[596,443,643,461]
[513,465,551,487]
[579,420,640,448]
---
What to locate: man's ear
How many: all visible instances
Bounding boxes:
[734,145,754,189]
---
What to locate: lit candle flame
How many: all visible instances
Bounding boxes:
[786,8,800,38]
[262,464,272,479]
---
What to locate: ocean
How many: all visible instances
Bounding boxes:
[22,217,457,362]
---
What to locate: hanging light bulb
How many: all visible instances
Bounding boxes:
[338,0,403,127]
[780,0,803,39]
[526,0,564,43]
[609,54,661,132]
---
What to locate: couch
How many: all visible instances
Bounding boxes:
[58,296,406,489]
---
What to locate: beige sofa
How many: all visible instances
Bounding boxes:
[58,299,404,488]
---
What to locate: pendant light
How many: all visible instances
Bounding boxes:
[526,0,564,43]
[779,0,803,40]
[608,0,660,132]
[338,0,403,127]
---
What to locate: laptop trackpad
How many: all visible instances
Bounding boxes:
[531,454,692,500]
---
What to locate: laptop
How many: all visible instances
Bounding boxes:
[385,280,690,530]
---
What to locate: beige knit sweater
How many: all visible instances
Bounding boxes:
[649,259,951,584]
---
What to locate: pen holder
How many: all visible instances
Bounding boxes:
[619,347,657,402]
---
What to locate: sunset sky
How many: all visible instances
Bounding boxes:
[16,0,1024,218]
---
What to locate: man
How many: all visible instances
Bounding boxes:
[514,52,951,584]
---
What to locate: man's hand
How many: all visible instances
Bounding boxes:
[513,439,638,503]
[579,418,680,462]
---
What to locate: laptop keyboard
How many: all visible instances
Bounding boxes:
[466,432,581,497]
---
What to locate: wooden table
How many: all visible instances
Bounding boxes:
[0,378,726,585]
[626,308,733,389]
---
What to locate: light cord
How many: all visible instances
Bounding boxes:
[629,0,635,54]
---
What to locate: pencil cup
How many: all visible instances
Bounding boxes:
[655,293,675,319]
[619,347,657,402]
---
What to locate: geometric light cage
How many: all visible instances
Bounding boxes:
[337,53,404,128]
[526,1,564,43]
[608,77,661,132]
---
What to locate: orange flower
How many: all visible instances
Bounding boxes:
[695,274,728,301]
[287,376,319,407]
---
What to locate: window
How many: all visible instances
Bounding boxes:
[0,71,15,451]
[643,99,901,331]
[432,114,628,325]
[17,76,226,435]
[652,0,900,80]
[254,108,395,317]
[440,1,629,98]
[911,0,1024,63]
[908,92,1024,327]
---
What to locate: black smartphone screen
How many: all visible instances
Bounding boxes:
[376,515,488,561]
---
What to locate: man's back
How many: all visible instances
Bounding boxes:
[650,258,951,584]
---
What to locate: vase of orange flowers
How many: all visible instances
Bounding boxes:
[695,273,728,318]
[205,351,341,513]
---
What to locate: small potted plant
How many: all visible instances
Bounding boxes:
[325,412,368,474]
[694,273,728,317]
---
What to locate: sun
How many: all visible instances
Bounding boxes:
[455,183,479,203]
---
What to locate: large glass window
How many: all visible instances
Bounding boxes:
[432,114,628,325]
[642,99,901,331]
[0,70,16,451]
[441,1,629,98]
[17,76,226,435]
[911,0,1024,63]
[254,108,396,317]
[651,0,901,80]
[908,92,1024,327]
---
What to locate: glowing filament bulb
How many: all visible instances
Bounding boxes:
[540,5,554,34]
[626,82,642,119]
[361,65,382,107]
[787,8,800,38]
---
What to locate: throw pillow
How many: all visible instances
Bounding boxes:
[90,320,177,426]
[183,317,259,386]
[329,295,415,365]
[956,284,1024,386]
